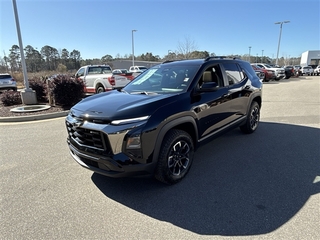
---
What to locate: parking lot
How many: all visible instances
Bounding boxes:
[0,75,319,239]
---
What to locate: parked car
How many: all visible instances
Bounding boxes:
[282,65,295,79]
[300,66,314,76]
[313,66,320,76]
[129,66,148,73]
[112,69,135,80]
[253,68,265,81]
[0,73,17,91]
[253,63,285,81]
[251,64,275,82]
[65,56,263,184]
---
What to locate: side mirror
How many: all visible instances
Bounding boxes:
[199,82,218,92]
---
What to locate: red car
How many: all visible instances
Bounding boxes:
[251,64,275,82]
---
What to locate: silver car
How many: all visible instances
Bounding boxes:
[0,73,17,91]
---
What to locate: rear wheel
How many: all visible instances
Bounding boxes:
[240,101,260,134]
[154,129,194,185]
[96,85,105,94]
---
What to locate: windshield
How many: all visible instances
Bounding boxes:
[123,64,199,94]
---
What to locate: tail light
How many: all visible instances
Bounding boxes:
[108,76,115,86]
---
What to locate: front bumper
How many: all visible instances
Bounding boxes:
[67,140,156,177]
[65,113,156,178]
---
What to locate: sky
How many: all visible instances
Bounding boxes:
[0,0,319,60]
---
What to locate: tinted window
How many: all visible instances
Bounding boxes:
[222,63,244,85]
[88,66,111,74]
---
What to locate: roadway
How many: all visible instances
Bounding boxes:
[1,76,319,239]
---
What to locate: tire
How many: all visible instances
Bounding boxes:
[96,85,105,94]
[154,129,194,185]
[240,101,260,134]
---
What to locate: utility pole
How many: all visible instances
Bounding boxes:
[12,0,37,104]
[275,20,290,65]
[132,30,137,67]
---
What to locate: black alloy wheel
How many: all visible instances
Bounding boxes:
[240,101,260,134]
[155,129,194,184]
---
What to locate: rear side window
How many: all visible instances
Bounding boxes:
[221,63,244,85]
[88,66,112,74]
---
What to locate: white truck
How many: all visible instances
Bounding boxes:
[75,65,131,94]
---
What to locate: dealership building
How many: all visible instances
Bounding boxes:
[300,50,320,67]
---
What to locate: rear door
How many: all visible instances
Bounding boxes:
[220,62,252,121]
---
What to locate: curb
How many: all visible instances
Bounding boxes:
[0,110,69,123]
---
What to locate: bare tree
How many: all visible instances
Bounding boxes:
[176,36,197,59]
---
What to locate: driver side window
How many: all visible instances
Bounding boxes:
[198,65,223,88]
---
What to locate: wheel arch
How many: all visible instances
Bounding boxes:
[94,78,108,90]
[151,116,198,164]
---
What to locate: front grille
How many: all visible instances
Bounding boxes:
[66,122,104,149]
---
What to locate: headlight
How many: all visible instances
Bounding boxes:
[126,134,141,149]
[111,116,149,125]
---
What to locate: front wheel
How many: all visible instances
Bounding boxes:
[154,129,194,185]
[240,101,260,134]
[263,76,270,82]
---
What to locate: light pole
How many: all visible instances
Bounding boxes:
[275,20,290,65]
[262,50,264,63]
[248,46,251,63]
[12,0,37,104]
[132,29,137,66]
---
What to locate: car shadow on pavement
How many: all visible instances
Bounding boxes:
[91,122,320,236]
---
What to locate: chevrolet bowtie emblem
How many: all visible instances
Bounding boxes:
[72,120,83,128]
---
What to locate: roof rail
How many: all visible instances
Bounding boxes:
[205,56,239,61]
[162,60,175,64]
[162,59,184,64]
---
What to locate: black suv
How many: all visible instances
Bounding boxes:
[65,57,263,184]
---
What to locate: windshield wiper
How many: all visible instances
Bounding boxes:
[120,89,129,94]
[130,91,158,95]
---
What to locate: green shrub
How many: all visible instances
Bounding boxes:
[49,75,85,107]
[29,77,48,102]
[0,91,22,106]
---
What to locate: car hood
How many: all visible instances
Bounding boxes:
[70,90,178,121]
